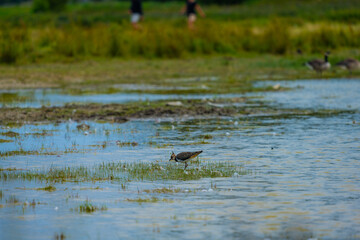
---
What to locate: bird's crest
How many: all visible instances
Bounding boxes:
[169,151,176,162]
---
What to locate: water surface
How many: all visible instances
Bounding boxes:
[0,79,359,239]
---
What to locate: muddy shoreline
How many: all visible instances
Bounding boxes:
[0,99,355,124]
[0,100,242,124]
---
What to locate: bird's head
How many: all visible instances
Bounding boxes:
[169,151,176,162]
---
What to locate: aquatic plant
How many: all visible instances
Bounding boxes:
[116,141,138,147]
[126,197,160,203]
[143,187,183,194]
[0,161,247,183]
[6,194,20,204]
[54,232,66,240]
[36,185,56,192]
[75,200,107,213]
[126,197,174,204]
[0,131,20,138]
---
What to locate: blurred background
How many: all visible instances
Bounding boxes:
[0,0,359,64]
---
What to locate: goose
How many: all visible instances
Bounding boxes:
[305,52,331,74]
[336,58,360,74]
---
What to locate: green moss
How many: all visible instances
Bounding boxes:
[0,139,13,143]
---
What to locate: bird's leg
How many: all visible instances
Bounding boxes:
[184,162,188,170]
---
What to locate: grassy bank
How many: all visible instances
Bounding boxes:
[0,1,359,91]
[1,0,359,25]
[1,19,360,64]
[0,53,359,90]
[0,0,360,64]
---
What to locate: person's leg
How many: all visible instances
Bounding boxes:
[187,14,196,30]
[131,14,141,30]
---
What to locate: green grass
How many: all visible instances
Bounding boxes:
[1,19,359,64]
[1,53,359,91]
[0,0,359,64]
[36,185,56,192]
[0,160,247,183]
[0,93,33,103]
[74,200,107,213]
[0,148,92,159]
[1,0,359,25]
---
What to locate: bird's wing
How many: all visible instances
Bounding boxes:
[176,152,194,160]
[336,60,347,66]
[176,151,202,160]
[307,59,324,68]
[336,59,360,68]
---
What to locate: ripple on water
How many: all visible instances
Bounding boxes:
[0,79,360,239]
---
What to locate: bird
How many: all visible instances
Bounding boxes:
[305,52,331,74]
[169,150,203,170]
[336,58,360,74]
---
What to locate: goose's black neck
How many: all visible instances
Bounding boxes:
[324,55,329,62]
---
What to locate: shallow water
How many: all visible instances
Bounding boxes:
[256,79,360,110]
[0,88,243,108]
[1,79,360,239]
[1,79,360,110]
